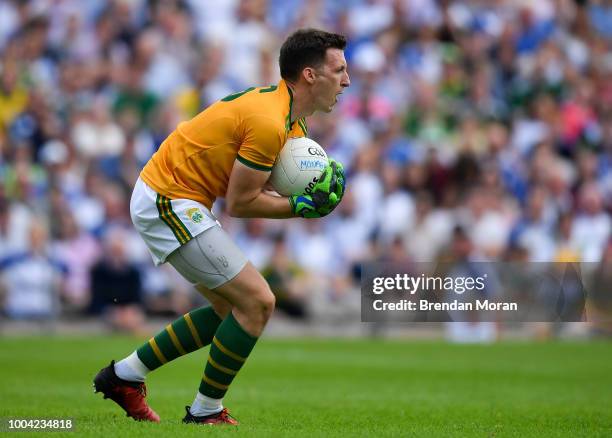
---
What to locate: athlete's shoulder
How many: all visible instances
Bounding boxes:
[220,82,290,119]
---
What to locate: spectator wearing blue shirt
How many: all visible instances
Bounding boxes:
[0,221,66,319]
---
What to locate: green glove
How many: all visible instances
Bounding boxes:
[289,194,323,218]
[330,159,346,203]
[289,159,347,218]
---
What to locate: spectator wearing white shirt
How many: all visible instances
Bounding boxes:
[570,183,611,262]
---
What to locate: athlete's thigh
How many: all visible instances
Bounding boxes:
[166,224,272,310]
[166,224,248,290]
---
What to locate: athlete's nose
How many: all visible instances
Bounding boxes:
[342,71,350,88]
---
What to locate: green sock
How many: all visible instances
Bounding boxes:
[199,313,259,399]
[136,306,222,371]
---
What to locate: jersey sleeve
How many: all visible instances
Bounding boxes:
[237,115,285,171]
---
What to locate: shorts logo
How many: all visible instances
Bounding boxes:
[217,255,229,268]
[186,207,204,223]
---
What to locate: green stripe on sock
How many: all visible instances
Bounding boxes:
[166,324,187,355]
[202,375,228,396]
[210,344,244,371]
[172,318,199,351]
[154,329,181,359]
[204,360,235,386]
[208,356,237,375]
[200,313,259,399]
[212,337,246,362]
[137,341,164,370]
[215,313,258,357]
[136,306,222,372]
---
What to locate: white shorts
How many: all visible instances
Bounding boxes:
[130,178,248,288]
[130,177,221,265]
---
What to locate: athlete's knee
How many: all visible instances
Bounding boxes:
[256,287,276,320]
[241,283,275,324]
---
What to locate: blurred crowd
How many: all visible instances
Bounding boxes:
[0,0,611,331]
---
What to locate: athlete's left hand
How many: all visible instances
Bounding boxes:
[289,159,346,218]
[311,158,345,214]
[329,159,346,203]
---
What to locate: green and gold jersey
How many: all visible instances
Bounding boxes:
[141,80,307,209]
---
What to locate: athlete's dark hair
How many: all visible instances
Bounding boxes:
[279,28,347,82]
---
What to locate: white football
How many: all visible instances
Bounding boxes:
[269,137,328,196]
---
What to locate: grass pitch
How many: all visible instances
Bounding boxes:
[0,335,611,437]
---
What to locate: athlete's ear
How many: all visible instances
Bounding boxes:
[302,67,316,85]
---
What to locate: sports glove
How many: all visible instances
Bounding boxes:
[289,159,346,218]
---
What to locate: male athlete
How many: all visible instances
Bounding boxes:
[93,28,349,425]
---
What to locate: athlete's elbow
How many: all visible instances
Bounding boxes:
[225,199,250,218]
[226,204,244,217]
[225,199,240,217]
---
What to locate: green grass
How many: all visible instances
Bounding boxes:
[0,336,611,437]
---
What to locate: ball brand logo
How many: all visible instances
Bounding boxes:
[304,176,320,195]
[186,207,204,223]
[300,159,326,170]
[308,147,326,157]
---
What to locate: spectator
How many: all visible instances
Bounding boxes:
[51,209,101,312]
[570,183,611,262]
[261,234,309,319]
[0,221,66,319]
[0,61,28,137]
[89,228,144,333]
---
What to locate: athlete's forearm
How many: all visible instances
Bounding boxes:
[225,191,294,219]
[225,160,297,218]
